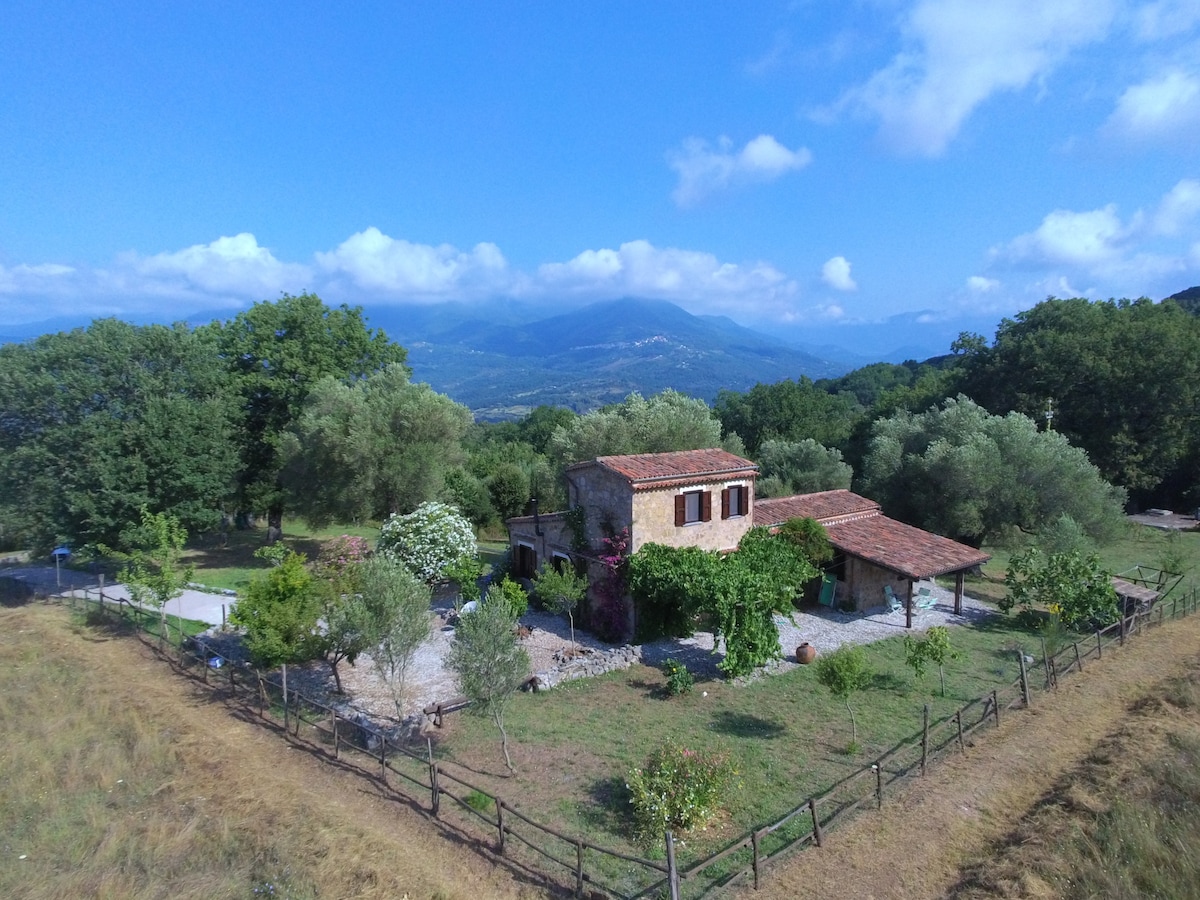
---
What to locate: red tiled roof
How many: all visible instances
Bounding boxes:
[825,515,991,580]
[755,489,988,578]
[754,490,879,527]
[572,449,758,489]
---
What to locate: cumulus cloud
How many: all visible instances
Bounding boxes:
[537,239,799,318]
[316,227,513,300]
[123,233,310,297]
[839,0,1116,156]
[821,256,858,291]
[1,230,809,326]
[993,180,1200,298]
[967,275,1000,292]
[1104,69,1200,140]
[668,134,812,207]
[1153,179,1200,235]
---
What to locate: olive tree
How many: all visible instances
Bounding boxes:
[448,596,530,774]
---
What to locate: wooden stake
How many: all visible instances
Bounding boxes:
[496,799,506,855]
[992,690,1000,728]
[810,798,824,847]
[921,704,930,776]
[1073,641,1083,673]
[751,830,761,889]
[665,831,681,900]
[956,710,965,752]
[575,839,584,896]
[1018,650,1030,708]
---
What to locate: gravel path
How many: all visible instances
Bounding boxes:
[280,580,996,721]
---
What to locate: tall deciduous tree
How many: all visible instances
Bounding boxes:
[279,364,471,526]
[713,377,859,456]
[207,293,407,534]
[549,390,724,466]
[0,319,236,553]
[861,396,1127,547]
[755,438,853,497]
[958,296,1200,505]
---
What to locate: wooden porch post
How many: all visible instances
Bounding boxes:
[954,571,964,615]
[905,581,914,629]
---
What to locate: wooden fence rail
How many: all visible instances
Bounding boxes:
[42,580,1199,899]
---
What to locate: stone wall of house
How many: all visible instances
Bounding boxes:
[629,481,754,553]
[566,464,635,546]
[843,556,907,611]
[507,515,573,577]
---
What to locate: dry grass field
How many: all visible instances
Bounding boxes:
[737,611,1200,899]
[0,602,547,900]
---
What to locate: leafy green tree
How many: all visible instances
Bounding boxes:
[358,555,434,719]
[230,551,324,711]
[486,576,529,620]
[114,507,195,638]
[206,293,407,534]
[861,396,1126,547]
[627,528,817,676]
[448,595,531,774]
[958,296,1200,505]
[516,405,577,454]
[814,644,873,748]
[279,364,471,526]
[0,319,236,553]
[532,562,587,646]
[1001,547,1119,630]
[713,378,859,456]
[376,501,477,584]
[311,536,374,693]
[903,625,958,696]
[486,462,530,522]
[777,516,834,566]
[549,390,724,466]
[755,438,853,497]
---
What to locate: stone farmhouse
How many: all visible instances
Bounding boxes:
[506,448,988,632]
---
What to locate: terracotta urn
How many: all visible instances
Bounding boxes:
[796,642,817,665]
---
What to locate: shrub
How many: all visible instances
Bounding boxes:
[661,658,694,696]
[626,741,734,842]
[486,576,528,620]
[377,501,476,584]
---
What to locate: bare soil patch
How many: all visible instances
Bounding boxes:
[735,613,1200,899]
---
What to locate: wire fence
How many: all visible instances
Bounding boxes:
[31,582,1200,899]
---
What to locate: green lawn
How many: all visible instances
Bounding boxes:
[180,521,379,592]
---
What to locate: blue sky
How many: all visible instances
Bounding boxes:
[2,1,1199,336]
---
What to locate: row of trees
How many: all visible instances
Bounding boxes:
[4,292,1192,561]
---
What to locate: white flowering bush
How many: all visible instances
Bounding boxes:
[377,501,477,584]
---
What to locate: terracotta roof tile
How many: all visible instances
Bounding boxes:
[754,490,880,527]
[825,515,991,580]
[575,449,758,487]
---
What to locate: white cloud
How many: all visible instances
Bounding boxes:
[1154,179,1200,235]
[316,227,513,300]
[1104,69,1200,139]
[840,0,1116,156]
[668,134,812,207]
[967,275,1000,292]
[1004,204,1129,267]
[537,239,799,318]
[821,256,858,291]
[123,233,310,297]
[993,181,1200,300]
[1131,0,1200,41]
[2,231,808,326]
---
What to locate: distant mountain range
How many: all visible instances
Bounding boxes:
[369,298,849,418]
[0,295,1044,418]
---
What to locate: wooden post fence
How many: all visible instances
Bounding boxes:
[1073,641,1083,673]
[956,710,965,752]
[665,831,681,900]
[1018,650,1031,708]
[751,830,761,889]
[1041,636,1054,689]
[496,800,507,854]
[874,762,883,809]
[574,839,585,897]
[992,690,1001,728]
[921,704,930,776]
[809,798,823,847]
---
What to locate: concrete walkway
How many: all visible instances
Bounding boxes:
[0,565,232,627]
